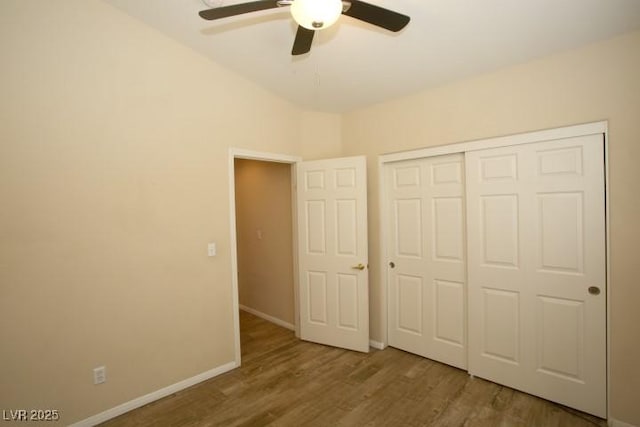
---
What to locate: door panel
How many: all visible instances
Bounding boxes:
[395,199,423,257]
[434,279,464,345]
[537,295,584,380]
[432,197,464,261]
[337,273,359,330]
[466,134,606,417]
[387,153,467,369]
[297,156,369,352]
[397,274,423,334]
[305,200,326,254]
[307,271,327,325]
[538,192,584,273]
[336,200,357,256]
[482,288,520,364]
[481,194,519,267]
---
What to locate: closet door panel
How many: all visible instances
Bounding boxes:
[387,154,467,369]
[466,134,606,417]
[467,148,530,387]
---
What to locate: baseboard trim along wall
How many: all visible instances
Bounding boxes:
[609,418,638,427]
[69,361,237,427]
[239,305,295,331]
[369,340,386,350]
[240,305,387,352]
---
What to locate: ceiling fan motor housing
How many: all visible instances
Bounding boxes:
[291,0,343,30]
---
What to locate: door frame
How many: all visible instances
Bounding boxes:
[378,120,610,415]
[228,148,302,367]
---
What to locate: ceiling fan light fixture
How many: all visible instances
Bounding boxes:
[290,0,343,30]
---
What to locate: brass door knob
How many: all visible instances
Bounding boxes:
[352,263,366,270]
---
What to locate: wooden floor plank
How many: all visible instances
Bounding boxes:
[100,311,607,427]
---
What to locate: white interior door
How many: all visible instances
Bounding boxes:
[296,156,369,353]
[386,153,467,369]
[466,134,606,417]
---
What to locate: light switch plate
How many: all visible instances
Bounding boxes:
[207,242,216,257]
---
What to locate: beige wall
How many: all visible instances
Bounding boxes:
[0,0,340,425]
[299,111,343,160]
[342,30,640,425]
[235,159,294,325]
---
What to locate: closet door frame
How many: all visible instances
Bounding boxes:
[378,120,610,413]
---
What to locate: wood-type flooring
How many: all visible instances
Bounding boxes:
[101,311,606,426]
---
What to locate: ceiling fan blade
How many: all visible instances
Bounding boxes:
[342,0,410,32]
[199,0,280,20]
[292,26,315,55]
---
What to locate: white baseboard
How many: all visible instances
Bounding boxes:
[239,305,295,331]
[240,305,386,351]
[369,339,386,350]
[69,361,237,427]
[609,418,638,427]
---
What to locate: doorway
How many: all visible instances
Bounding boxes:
[229,150,372,363]
[234,158,295,329]
[228,148,301,366]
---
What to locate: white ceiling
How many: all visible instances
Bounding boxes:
[103,0,640,113]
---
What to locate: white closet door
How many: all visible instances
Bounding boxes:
[466,134,606,417]
[387,153,467,369]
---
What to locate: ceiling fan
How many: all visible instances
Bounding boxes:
[199,0,410,55]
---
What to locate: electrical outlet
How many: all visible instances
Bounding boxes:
[93,366,106,385]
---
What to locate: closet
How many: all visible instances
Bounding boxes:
[383,123,607,418]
